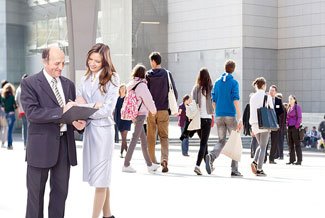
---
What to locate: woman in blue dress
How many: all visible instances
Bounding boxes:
[114,84,132,157]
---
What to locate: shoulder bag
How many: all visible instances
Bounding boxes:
[257,95,279,131]
[167,71,178,115]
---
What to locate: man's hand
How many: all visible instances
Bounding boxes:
[72,120,86,130]
[236,119,243,132]
[63,101,77,113]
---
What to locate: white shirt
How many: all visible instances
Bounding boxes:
[90,69,102,88]
[249,89,274,134]
[43,70,67,132]
[200,93,212,119]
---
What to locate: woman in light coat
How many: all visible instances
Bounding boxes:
[76,43,119,218]
[249,77,273,176]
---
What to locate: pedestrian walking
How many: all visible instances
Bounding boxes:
[178,94,191,156]
[249,77,273,176]
[122,64,160,173]
[1,83,17,150]
[15,74,29,149]
[191,68,214,175]
[146,51,178,173]
[205,60,243,177]
[114,84,132,158]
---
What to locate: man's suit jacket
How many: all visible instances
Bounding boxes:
[21,71,77,168]
[274,97,284,125]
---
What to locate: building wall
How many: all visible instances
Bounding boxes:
[5,0,27,84]
[278,0,325,49]
[278,1,325,113]
[168,0,243,104]
[168,0,242,53]
[278,47,325,112]
[0,0,7,80]
[242,0,278,107]
[242,48,277,106]
[243,0,278,49]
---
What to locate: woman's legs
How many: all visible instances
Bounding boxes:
[254,132,270,170]
[287,127,296,163]
[6,113,15,148]
[120,130,128,157]
[102,188,112,217]
[124,115,146,167]
[180,126,189,155]
[92,188,112,218]
[196,118,212,167]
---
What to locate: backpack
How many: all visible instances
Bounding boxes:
[120,82,143,120]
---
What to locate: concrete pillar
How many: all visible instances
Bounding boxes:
[65,0,98,84]
[101,0,132,83]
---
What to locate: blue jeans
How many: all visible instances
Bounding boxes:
[6,113,16,147]
[181,126,189,155]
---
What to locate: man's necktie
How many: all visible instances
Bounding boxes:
[51,78,64,107]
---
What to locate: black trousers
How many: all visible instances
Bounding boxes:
[287,126,303,163]
[269,130,279,161]
[196,118,212,166]
[26,134,70,218]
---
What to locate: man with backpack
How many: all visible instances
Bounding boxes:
[146,51,178,173]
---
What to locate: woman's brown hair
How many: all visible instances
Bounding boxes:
[132,64,146,79]
[252,77,266,89]
[85,43,117,93]
[196,68,212,97]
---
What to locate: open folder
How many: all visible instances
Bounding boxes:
[59,105,98,124]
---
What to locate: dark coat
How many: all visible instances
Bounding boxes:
[21,71,77,168]
[274,97,284,124]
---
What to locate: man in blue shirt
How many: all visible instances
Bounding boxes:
[205,60,243,177]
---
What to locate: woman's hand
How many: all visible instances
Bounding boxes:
[76,96,87,104]
[72,120,86,130]
[94,102,103,109]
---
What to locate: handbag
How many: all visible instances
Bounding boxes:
[221,130,242,162]
[167,71,178,115]
[257,95,279,131]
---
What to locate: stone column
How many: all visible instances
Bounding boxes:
[65,0,98,84]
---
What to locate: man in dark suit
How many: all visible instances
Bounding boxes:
[268,85,284,164]
[21,47,86,218]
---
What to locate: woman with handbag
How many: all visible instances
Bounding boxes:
[249,77,273,176]
[191,68,214,175]
[286,95,303,165]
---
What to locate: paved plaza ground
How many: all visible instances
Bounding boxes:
[1,133,325,218]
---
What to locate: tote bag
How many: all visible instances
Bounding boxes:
[167,71,178,115]
[221,130,242,162]
[257,95,279,131]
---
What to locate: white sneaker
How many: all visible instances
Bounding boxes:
[122,165,136,173]
[148,163,160,173]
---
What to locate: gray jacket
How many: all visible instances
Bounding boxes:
[191,85,214,115]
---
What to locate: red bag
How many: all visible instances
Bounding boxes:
[18,112,25,119]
